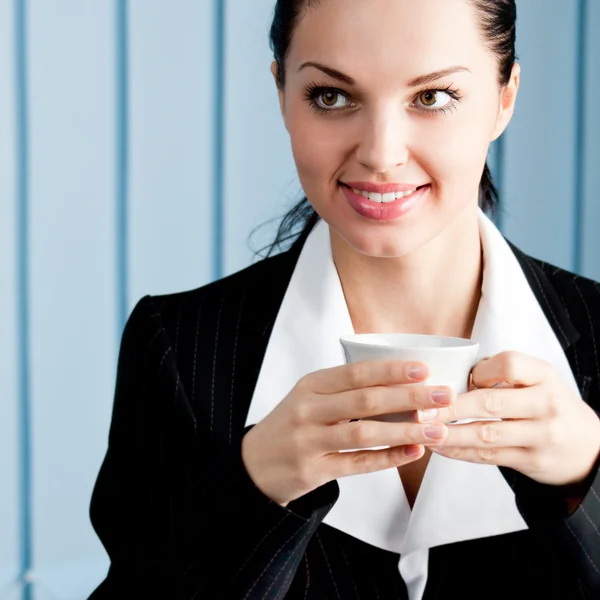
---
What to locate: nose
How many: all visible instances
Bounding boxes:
[355,106,410,173]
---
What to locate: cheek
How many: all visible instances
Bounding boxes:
[290,128,342,184]
[286,103,345,184]
[417,108,495,191]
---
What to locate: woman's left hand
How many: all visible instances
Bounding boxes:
[423,351,600,487]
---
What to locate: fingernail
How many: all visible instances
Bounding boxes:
[424,425,447,440]
[405,445,423,457]
[417,409,438,422]
[407,364,427,380]
[431,387,451,405]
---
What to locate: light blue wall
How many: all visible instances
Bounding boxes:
[500,0,598,273]
[25,2,118,597]
[582,0,600,277]
[1,1,599,598]
[127,0,216,302]
[1,2,20,599]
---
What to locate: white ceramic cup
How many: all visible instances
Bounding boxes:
[339,333,480,424]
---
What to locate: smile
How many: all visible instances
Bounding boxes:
[339,182,430,221]
[347,187,420,203]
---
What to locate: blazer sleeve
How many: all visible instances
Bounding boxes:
[88,295,340,599]
[502,443,600,592]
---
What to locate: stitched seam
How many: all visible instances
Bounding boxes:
[211,297,224,437]
[562,303,582,380]
[138,311,161,334]
[266,525,314,600]
[243,523,306,600]
[564,518,600,575]
[158,346,172,371]
[192,304,202,412]
[316,531,341,599]
[186,503,275,594]
[302,553,310,600]
[175,368,196,432]
[579,505,600,537]
[145,327,166,359]
[523,259,568,345]
[572,279,600,392]
[230,291,247,444]
[234,513,290,581]
[340,544,360,600]
[174,298,186,357]
[578,576,586,600]
[275,568,296,600]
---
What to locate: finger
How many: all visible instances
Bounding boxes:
[471,351,554,389]
[437,419,539,449]
[433,386,549,423]
[429,445,530,468]
[325,444,426,479]
[322,419,449,452]
[315,384,454,424]
[305,359,429,395]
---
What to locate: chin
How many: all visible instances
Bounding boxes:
[330,223,424,259]
[354,241,419,259]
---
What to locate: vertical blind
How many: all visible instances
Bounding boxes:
[0,1,598,598]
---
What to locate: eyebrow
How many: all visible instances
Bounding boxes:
[298,61,471,87]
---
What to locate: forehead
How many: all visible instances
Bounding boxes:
[288,0,493,84]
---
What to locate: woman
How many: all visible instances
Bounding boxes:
[88,0,600,598]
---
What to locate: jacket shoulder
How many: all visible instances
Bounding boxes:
[531,255,600,300]
[525,254,600,354]
[506,237,599,303]
[134,249,295,336]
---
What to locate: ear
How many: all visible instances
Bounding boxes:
[271,60,287,124]
[491,62,520,142]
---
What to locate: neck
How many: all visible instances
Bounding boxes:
[331,207,483,340]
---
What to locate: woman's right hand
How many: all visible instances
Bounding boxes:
[241,360,454,506]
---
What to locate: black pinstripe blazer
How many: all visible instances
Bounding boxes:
[88,231,600,600]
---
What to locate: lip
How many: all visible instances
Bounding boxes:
[343,181,426,194]
[340,183,430,221]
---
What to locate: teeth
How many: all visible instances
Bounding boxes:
[351,187,419,202]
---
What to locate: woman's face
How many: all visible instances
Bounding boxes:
[274,0,519,258]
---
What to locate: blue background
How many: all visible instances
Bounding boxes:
[1,1,599,598]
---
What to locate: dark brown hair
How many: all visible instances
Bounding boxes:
[254,0,517,257]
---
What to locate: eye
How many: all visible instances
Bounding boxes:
[413,88,459,114]
[315,90,350,110]
[304,83,354,115]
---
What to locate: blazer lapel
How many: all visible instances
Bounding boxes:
[229,246,302,437]
[243,247,302,338]
[504,238,580,349]
[503,238,594,400]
